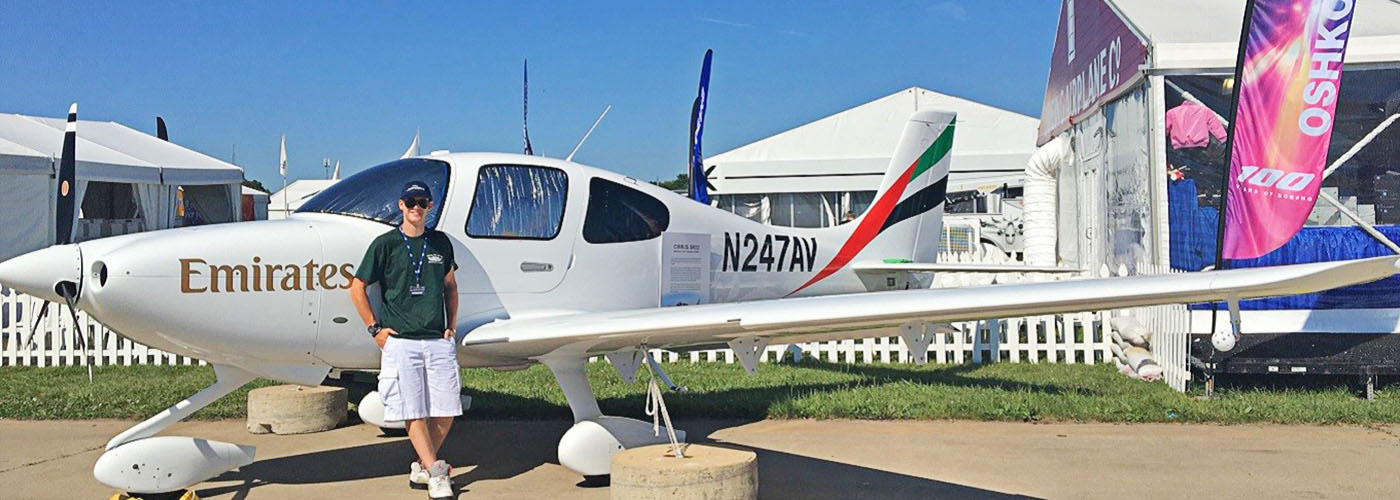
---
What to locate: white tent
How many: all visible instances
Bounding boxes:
[707,87,1039,195]
[703,87,1038,226]
[268,179,339,220]
[1113,0,1400,71]
[241,186,270,221]
[0,113,244,262]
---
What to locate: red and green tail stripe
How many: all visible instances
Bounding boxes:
[789,120,955,295]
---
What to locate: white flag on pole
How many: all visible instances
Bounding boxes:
[279,135,288,177]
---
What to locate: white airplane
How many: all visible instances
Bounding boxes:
[2,106,1397,497]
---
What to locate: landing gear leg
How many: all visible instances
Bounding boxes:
[541,356,686,478]
[94,364,272,498]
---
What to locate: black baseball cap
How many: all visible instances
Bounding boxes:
[400,181,432,201]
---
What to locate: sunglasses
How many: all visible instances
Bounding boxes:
[403,198,431,209]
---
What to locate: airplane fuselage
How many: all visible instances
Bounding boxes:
[55,152,941,373]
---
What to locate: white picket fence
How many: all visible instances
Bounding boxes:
[0,266,1194,391]
[0,286,203,367]
[642,312,1115,365]
[636,303,1190,391]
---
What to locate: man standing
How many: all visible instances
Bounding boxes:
[349,180,461,499]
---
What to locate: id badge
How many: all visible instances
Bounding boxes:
[408,284,426,296]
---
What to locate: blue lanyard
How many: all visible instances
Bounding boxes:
[399,230,427,287]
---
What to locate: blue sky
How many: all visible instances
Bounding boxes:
[1,1,1060,186]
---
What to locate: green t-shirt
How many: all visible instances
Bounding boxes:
[355,228,457,340]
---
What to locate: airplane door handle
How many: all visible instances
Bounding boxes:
[520,261,554,273]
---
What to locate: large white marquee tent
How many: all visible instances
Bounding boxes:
[0,113,244,262]
[704,87,1039,226]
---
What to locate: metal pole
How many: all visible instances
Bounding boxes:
[566,105,611,162]
[1212,0,1260,273]
[1321,113,1400,180]
[1208,0,1259,347]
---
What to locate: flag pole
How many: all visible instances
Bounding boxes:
[1208,0,1259,347]
[280,134,289,215]
[1212,0,1258,274]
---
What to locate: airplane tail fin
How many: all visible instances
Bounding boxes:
[788,111,955,295]
[857,110,955,263]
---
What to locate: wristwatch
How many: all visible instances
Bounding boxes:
[368,323,382,337]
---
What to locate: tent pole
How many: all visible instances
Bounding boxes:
[1321,113,1400,181]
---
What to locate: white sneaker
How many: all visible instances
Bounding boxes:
[427,459,454,500]
[409,461,429,490]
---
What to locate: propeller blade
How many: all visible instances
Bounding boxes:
[26,301,50,350]
[55,103,78,245]
[61,289,93,383]
[156,116,168,141]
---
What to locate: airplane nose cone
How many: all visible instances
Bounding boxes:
[0,245,81,302]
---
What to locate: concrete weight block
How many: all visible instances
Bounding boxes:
[246,385,347,435]
[612,444,757,500]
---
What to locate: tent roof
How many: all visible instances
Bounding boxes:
[269,179,338,211]
[0,113,244,185]
[705,87,1037,194]
[1111,0,1400,70]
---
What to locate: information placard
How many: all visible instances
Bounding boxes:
[660,232,710,307]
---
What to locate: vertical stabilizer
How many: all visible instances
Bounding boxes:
[861,110,955,263]
[791,111,955,295]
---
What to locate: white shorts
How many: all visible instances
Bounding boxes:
[379,335,462,421]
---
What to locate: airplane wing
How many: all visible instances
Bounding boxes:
[462,256,1400,361]
[852,262,1081,273]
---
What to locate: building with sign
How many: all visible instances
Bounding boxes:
[1033,0,1400,335]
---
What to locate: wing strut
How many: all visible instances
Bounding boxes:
[645,350,687,392]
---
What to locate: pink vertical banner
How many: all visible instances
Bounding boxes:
[1222,0,1357,260]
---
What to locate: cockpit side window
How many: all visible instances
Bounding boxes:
[583,178,670,244]
[465,165,568,240]
[296,158,450,228]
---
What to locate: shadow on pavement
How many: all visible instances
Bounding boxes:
[200,419,1037,500]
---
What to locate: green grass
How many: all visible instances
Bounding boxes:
[2,361,1398,424]
[0,365,279,420]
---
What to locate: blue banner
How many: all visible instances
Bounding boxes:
[688,49,713,203]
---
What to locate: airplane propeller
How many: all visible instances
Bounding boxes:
[30,103,93,382]
[56,103,78,245]
[156,116,169,141]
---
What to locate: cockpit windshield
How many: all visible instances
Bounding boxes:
[296,158,450,228]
